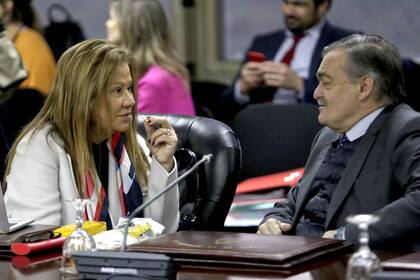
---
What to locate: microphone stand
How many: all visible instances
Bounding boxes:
[120,153,213,251]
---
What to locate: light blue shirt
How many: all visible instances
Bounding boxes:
[345,107,385,141]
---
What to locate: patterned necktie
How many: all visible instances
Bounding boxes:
[336,134,350,148]
[281,34,304,65]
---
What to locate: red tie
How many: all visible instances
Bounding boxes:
[281,34,304,65]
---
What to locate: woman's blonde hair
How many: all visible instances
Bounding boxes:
[4,39,150,197]
[111,0,189,80]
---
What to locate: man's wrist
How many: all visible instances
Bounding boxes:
[239,79,252,96]
[234,79,251,104]
[294,76,304,93]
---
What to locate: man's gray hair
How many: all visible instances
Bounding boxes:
[322,34,406,104]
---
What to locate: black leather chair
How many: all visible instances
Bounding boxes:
[137,114,242,231]
[232,103,322,181]
[190,81,232,125]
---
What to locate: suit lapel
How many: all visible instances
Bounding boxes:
[266,31,285,60]
[325,108,392,227]
[325,133,376,226]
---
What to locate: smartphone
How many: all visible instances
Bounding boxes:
[247,51,266,62]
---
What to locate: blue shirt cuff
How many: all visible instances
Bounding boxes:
[334,226,346,240]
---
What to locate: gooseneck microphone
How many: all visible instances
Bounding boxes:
[120,153,213,251]
[73,153,213,279]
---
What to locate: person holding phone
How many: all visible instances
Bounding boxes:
[223,0,358,118]
[3,39,180,233]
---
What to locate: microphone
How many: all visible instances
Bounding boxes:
[121,153,213,251]
[73,153,213,279]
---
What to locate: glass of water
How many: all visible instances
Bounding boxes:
[346,214,381,280]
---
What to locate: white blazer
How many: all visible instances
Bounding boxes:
[4,124,180,233]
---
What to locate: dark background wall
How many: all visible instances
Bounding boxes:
[221,0,420,62]
[33,0,171,39]
[33,0,420,63]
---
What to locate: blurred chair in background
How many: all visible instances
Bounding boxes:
[226,103,322,232]
[232,103,322,181]
[44,3,85,62]
[190,81,232,123]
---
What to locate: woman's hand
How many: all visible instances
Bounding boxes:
[144,116,177,172]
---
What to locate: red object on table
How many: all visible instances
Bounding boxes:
[11,250,62,269]
[11,236,66,255]
[236,167,304,194]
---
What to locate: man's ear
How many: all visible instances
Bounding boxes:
[358,75,375,101]
[316,0,330,18]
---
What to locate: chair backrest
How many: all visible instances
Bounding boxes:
[190,81,231,124]
[137,114,242,231]
[232,103,322,181]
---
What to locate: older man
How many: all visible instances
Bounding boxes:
[258,34,420,251]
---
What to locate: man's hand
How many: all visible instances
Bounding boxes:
[260,61,303,93]
[239,62,264,95]
[257,218,291,235]
[323,230,337,239]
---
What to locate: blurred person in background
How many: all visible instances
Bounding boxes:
[0,0,55,95]
[0,16,26,96]
[0,15,27,178]
[223,0,357,120]
[106,0,196,116]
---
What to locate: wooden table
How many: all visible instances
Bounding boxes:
[0,251,402,279]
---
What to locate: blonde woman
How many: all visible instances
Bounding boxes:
[4,39,180,233]
[106,0,196,115]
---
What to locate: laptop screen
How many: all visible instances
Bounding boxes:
[0,182,35,233]
[0,182,13,232]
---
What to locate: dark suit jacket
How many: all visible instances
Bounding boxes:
[263,104,420,251]
[222,22,356,117]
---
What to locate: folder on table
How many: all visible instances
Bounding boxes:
[128,231,352,271]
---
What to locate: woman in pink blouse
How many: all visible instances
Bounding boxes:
[106,0,195,116]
